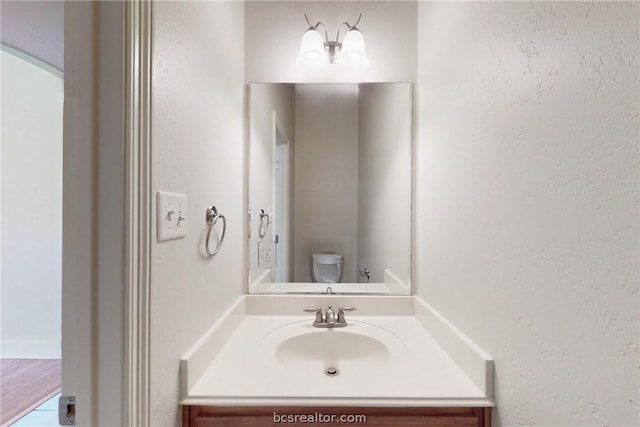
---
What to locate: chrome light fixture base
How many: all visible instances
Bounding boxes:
[298,13,369,67]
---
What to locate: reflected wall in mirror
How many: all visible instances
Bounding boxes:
[248,83,412,295]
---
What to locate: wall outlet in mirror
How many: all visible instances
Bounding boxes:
[258,241,276,269]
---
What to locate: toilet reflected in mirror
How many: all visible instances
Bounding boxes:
[311,253,343,283]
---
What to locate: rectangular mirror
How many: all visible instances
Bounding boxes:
[248,83,412,295]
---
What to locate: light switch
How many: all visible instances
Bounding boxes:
[157,191,188,241]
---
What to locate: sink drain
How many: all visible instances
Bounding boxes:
[325,367,339,377]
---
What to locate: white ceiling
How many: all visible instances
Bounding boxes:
[1,1,64,71]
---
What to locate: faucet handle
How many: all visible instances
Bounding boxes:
[337,306,356,324]
[304,307,324,324]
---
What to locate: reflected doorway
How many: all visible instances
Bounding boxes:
[274,123,290,283]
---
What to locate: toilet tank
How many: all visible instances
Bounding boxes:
[311,253,343,283]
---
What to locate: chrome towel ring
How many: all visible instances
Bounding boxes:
[258,208,269,238]
[205,206,226,257]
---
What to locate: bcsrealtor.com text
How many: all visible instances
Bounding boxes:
[273,412,367,424]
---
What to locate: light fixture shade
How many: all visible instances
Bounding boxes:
[297,28,329,67]
[337,28,369,68]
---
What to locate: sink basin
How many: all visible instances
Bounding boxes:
[259,319,405,375]
[276,330,390,368]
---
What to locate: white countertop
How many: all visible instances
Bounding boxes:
[180,295,494,407]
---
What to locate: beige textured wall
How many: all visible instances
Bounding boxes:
[416,2,639,425]
[151,2,245,426]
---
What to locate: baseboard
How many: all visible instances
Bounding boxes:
[0,339,61,359]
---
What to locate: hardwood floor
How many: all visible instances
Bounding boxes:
[0,359,61,426]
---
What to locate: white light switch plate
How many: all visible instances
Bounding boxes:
[157,191,188,241]
[258,241,275,269]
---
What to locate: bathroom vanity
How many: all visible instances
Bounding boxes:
[180,295,494,426]
[189,82,495,425]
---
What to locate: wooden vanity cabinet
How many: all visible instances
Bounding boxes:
[182,405,492,426]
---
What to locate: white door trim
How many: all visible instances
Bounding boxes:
[123,1,152,426]
[63,2,152,425]
[61,2,94,423]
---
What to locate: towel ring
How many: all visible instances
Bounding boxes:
[205,206,226,257]
[258,208,269,238]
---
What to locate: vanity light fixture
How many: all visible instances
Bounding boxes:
[297,13,370,69]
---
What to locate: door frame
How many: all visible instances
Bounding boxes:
[122,1,152,426]
[273,120,290,283]
[62,1,152,425]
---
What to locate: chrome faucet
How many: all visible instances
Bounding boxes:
[304,306,356,328]
[325,306,337,324]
